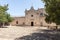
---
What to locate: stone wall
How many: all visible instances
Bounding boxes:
[11,17,25,26]
[10,7,56,26]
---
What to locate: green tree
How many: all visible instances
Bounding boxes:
[0,4,13,27]
[42,0,60,29]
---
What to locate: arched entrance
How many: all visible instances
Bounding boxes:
[31,22,34,26]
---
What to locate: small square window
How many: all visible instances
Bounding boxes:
[31,15,33,17]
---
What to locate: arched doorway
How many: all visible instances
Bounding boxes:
[16,21,18,24]
[31,22,34,26]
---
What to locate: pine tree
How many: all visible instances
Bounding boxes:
[42,0,60,29]
[0,4,13,27]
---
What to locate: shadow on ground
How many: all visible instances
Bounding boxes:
[15,29,60,40]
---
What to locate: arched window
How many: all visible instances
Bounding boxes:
[40,13,43,16]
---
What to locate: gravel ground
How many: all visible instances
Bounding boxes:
[0,26,48,40]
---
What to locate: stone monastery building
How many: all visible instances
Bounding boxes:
[11,6,56,26]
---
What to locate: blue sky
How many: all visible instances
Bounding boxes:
[0,0,45,17]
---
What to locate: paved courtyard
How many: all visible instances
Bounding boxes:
[0,26,47,40]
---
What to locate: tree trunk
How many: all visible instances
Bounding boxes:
[55,26,58,29]
[10,23,11,26]
[0,23,2,28]
[3,22,5,27]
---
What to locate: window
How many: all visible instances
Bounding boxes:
[40,13,43,16]
[31,15,33,17]
[16,21,18,24]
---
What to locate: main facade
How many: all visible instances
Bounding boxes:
[11,7,56,26]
